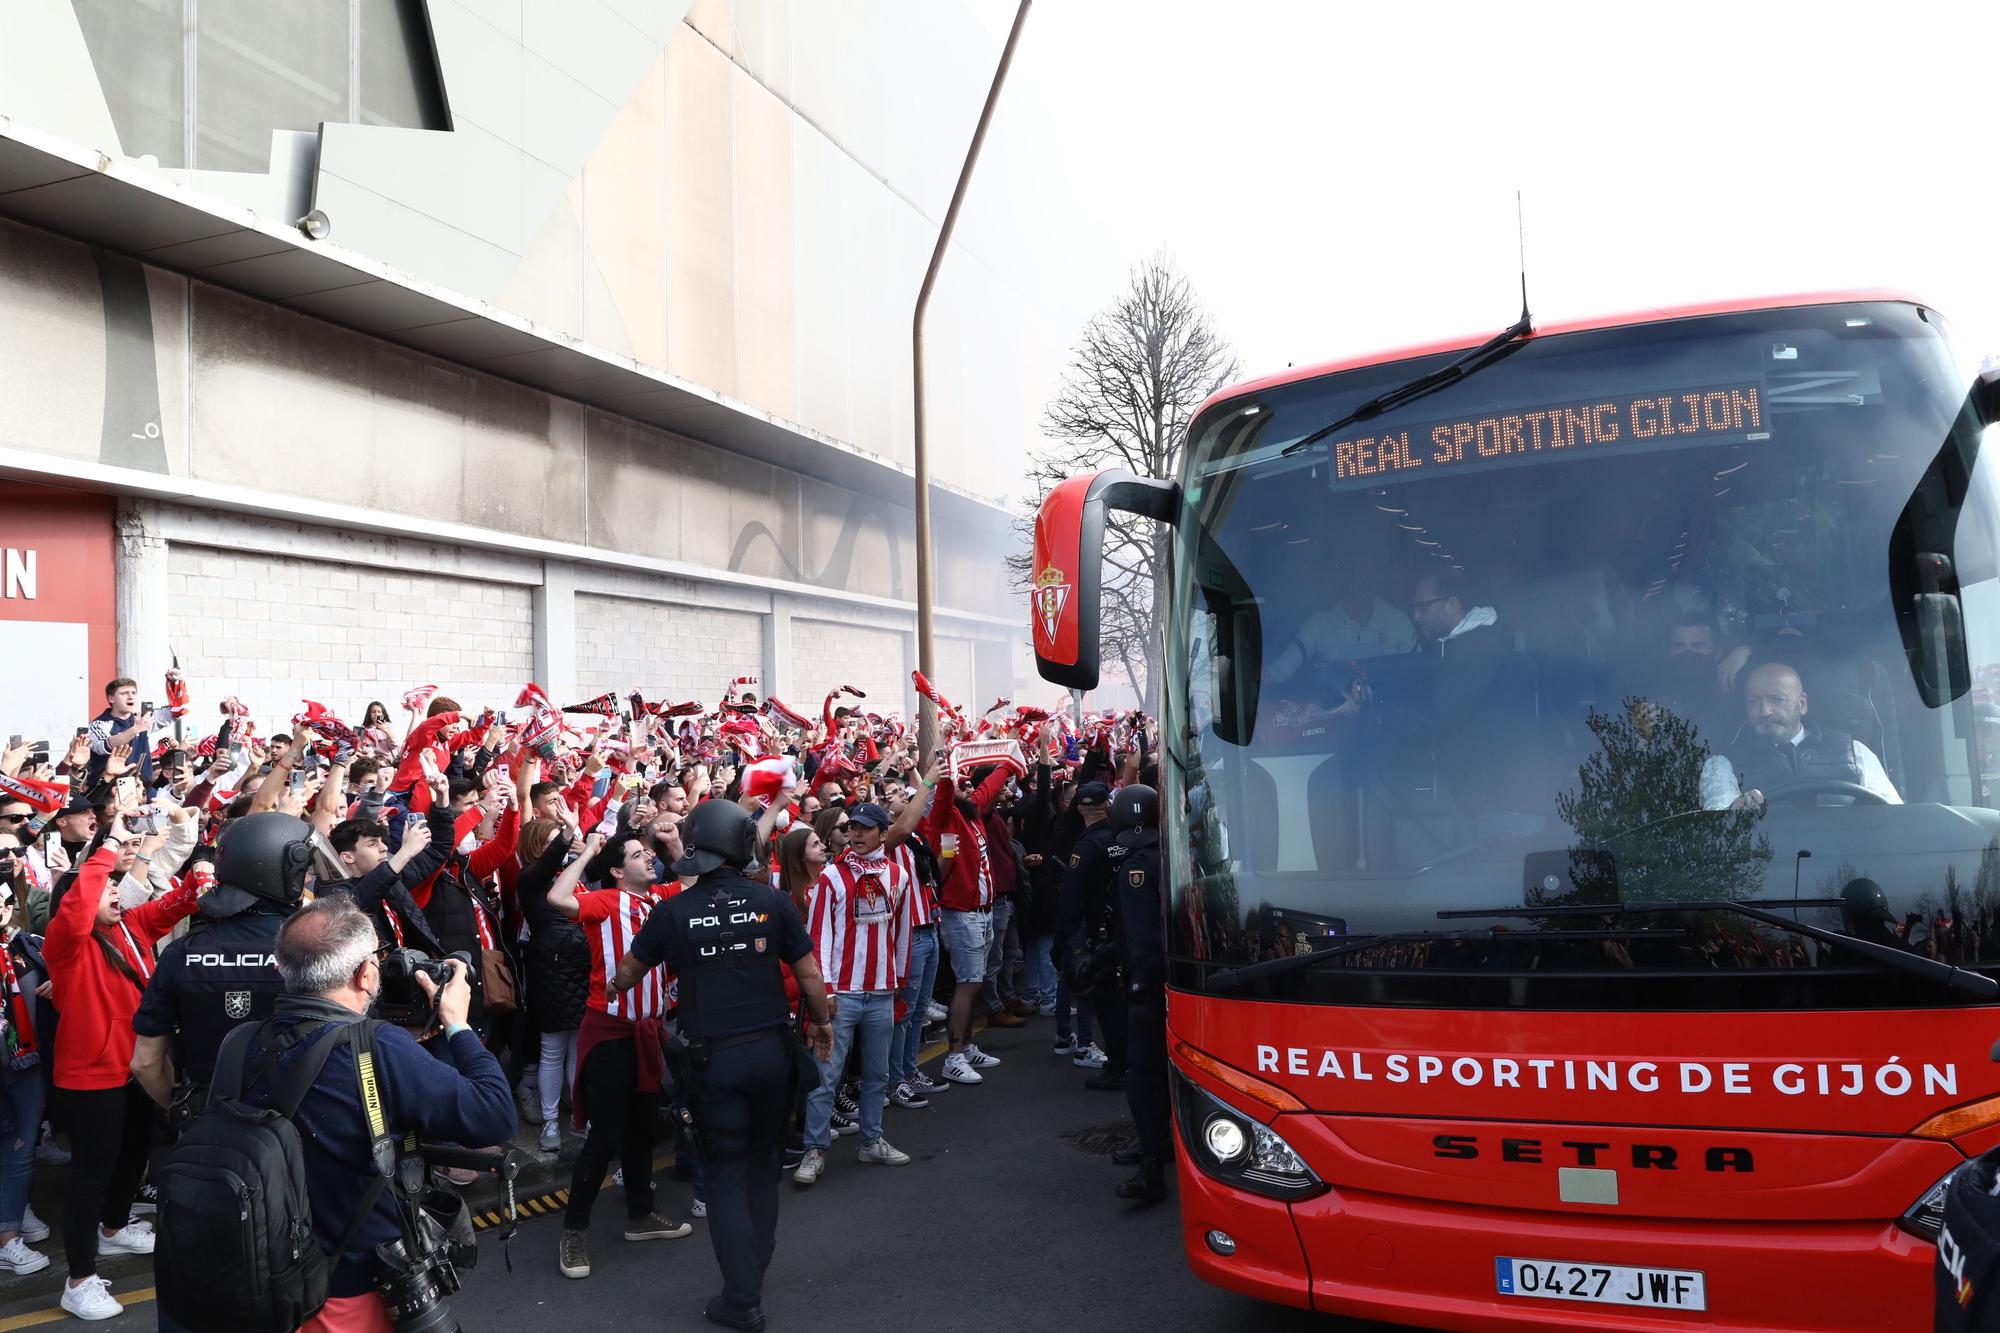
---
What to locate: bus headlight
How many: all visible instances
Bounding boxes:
[1203,1115,1247,1164]
[1175,1071,1327,1201]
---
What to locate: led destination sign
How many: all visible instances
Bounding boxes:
[1326,382,1767,486]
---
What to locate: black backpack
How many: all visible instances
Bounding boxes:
[155,1017,391,1333]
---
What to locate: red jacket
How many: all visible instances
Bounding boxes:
[918,767,1010,913]
[391,713,482,811]
[46,847,199,1090]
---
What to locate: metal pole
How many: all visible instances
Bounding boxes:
[913,0,1031,758]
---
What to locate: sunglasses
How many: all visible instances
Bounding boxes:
[0,814,27,825]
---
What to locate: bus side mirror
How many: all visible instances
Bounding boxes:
[1975,368,2000,428]
[1030,470,1179,690]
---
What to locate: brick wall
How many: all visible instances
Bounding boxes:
[790,620,905,717]
[166,545,533,725]
[575,594,764,701]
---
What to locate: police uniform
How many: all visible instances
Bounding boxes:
[134,813,313,1109]
[1113,824,1171,1177]
[134,888,288,1096]
[1058,816,1126,1078]
[628,863,811,1326]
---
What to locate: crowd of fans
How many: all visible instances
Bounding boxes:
[0,668,1154,1317]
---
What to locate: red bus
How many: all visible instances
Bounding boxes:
[1030,293,2000,1331]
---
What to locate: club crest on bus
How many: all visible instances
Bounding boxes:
[1034,565,1071,643]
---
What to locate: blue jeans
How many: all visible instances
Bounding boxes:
[1022,933,1056,1007]
[803,990,893,1150]
[889,925,939,1085]
[0,1071,40,1233]
[1055,970,1096,1046]
[979,895,1018,1013]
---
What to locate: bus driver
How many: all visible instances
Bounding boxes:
[1698,662,1900,811]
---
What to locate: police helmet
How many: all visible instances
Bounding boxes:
[674,799,757,878]
[1109,784,1158,833]
[1840,876,1896,928]
[214,812,315,905]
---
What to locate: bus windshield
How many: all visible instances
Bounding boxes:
[1164,300,2000,1009]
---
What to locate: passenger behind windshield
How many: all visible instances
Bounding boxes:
[1698,661,1902,810]
[1265,542,1416,701]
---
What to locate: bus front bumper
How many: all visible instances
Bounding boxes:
[1177,1158,1937,1332]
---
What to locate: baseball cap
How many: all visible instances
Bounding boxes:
[1074,781,1110,806]
[846,802,891,830]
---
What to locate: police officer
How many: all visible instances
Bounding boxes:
[132,812,312,1119]
[1057,782,1126,1089]
[611,799,833,1333]
[1106,784,1170,1202]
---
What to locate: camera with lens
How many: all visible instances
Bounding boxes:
[374,949,475,1029]
[373,1189,476,1333]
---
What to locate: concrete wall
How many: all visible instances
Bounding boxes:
[0,216,1007,619]
[0,0,1044,504]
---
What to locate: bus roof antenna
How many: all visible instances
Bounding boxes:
[1516,188,1532,329]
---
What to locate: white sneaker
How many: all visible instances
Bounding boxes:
[0,1237,47,1274]
[857,1138,911,1166]
[1052,1034,1079,1055]
[690,1198,707,1219]
[97,1221,154,1256]
[962,1043,1001,1069]
[1073,1043,1108,1069]
[793,1148,825,1186]
[941,1053,983,1085]
[1037,1001,1056,1017]
[923,1001,948,1023]
[538,1121,561,1152]
[61,1275,121,1320]
[21,1204,48,1243]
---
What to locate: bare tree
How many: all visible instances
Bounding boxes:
[1009,254,1238,710]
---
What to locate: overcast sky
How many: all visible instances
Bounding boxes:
[958,0,2000,497]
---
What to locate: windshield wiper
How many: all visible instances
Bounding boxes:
[1279,307,1533,458]
[1203,927,1686,993]
[1438,900,1999,1000]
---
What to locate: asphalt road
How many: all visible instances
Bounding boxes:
[3,1019,1419,1332]
[448,1017,1394,1333]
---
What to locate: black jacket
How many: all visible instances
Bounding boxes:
[519,832,589,1032]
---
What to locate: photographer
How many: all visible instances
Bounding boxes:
[240,896,513,1329]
